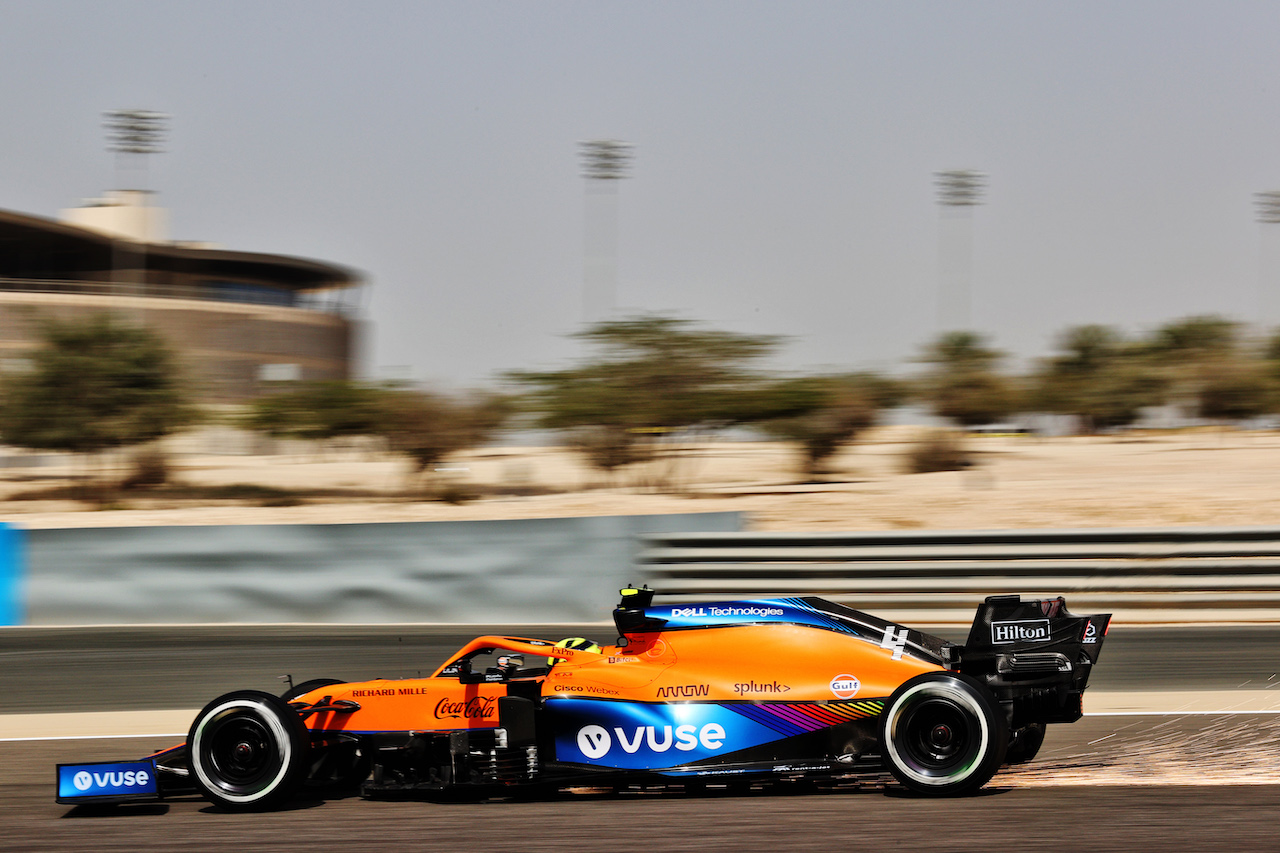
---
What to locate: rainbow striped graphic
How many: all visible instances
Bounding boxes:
[730,699,885,738]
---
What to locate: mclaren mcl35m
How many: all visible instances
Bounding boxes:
[57,587,1109,809]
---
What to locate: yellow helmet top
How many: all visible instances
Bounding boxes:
[547,636,602,666]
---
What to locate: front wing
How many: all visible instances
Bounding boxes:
[56,760,162,805]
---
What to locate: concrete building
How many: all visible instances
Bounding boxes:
[0,190,361,402]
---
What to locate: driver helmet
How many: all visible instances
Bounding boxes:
[547,636,602,666]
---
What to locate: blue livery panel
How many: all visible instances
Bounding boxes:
[550,698,794,770]
[56,760,159,803]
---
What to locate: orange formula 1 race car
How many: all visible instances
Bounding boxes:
[56,587,1109,809]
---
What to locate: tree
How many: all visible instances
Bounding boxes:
[915,331,1017,427]
[378,389,511,478]
[507,315,785,478]
[245,381,386,443]
[1144,316,1273,426]
[244,381,512,481]
[1030,325,1167,433]
[756,373,904,479]
[0,315,194,465]
[1146,315,1238,360]
[919,330,1002,373]
[1197,357,1276,423]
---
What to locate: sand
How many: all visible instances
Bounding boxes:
[3,428,1279,531]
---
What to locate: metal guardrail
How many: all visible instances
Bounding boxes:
[635,526,1280,625]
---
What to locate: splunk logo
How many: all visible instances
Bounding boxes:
[991,619,1051,644]
[575,723,726,760]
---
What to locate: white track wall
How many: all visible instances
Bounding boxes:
[22,513,743,625]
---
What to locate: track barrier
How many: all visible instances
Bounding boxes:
[20,513,742,625]
[636,526,1280,625]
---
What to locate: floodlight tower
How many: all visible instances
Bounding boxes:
[101,110,168,295]
[935,169,986,332]
[579,139,633,323]
[1255,191,1280,326]
[104,109,168,191]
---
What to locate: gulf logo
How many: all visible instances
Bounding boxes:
[829,674,861,699]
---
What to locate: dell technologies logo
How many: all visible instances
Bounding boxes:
[991,619,1051,644]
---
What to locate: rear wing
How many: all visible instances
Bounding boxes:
[956,595,1111,723]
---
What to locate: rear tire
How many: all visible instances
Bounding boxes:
[880,672,1008,796]
[188,690,310,811]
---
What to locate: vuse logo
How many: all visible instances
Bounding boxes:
[577,725,612,759]
[72,769,151,791]
[575,722,727,759]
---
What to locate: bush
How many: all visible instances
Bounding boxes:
[903,429,971,474]
[120,446,170,490]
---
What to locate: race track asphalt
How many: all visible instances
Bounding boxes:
[7,716,1280,852]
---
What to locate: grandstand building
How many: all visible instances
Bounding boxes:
[0,190,361,402]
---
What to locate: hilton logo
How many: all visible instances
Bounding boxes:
[991,619,1051,644]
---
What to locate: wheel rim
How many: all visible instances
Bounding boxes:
[898,697,977,776]
[192,699,294,803]
[205,714,280,790]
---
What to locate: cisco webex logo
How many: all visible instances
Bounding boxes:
[991,619,1051,644]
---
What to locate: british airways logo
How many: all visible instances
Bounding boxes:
[991,619,1051,644]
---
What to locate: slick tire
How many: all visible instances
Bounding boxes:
[880,672,1008,796]
[188,690,310,811]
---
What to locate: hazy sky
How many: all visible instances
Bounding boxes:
[5,1,1280,387]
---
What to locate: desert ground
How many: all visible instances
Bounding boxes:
[2,427,1279,531]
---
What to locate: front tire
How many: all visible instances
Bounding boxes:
[880,672,1008,796]
[188,690,310,811]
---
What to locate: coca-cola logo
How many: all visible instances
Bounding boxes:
[434,696,497,720]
